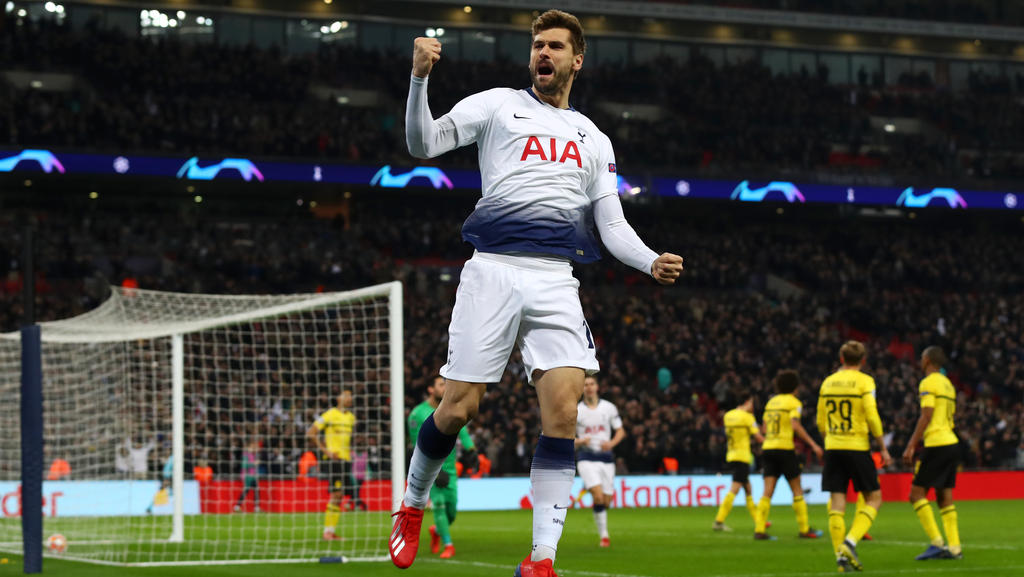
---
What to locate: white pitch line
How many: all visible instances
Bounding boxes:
[862,539,1021,552]
[423,558,1024,577]
[421,558,656,577]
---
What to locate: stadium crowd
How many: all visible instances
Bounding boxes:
[4,12,1024,181]
[685,0,1013,25]
[2,2,1022,483]
[2,197,1022,481]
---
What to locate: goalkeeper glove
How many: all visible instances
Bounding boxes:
[462,449,480,472]
[435,469,450,488]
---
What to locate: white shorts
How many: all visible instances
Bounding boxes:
[439,251,600,384]
[578,460,615,493]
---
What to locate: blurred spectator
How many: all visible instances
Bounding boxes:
[5,12,1024,180]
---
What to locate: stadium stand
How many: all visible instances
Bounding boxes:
[4,11,1024,180]
[1,197,1020,479]
[1,1,1021,482]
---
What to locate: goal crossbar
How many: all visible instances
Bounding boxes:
[1,281,404,566]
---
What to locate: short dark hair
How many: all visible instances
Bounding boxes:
[922,346,948,368]
[735,389,753,406]
[774,370,800,394]
[840,340,866,366]
[532,9,586,56]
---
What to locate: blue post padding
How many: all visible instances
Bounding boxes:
[318,556,347,563]
[21,325,42,574]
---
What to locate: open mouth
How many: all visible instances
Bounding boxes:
[537,61,554,78]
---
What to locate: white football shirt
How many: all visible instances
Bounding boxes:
[576,398,623,462]
[444,87,619,262]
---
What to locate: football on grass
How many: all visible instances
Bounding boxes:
[47,534,67,554]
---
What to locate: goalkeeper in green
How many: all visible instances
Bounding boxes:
[408,376,478,559]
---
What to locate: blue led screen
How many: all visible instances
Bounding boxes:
[1,149,1019,211]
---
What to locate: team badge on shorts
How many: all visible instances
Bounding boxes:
[608,163,616,173]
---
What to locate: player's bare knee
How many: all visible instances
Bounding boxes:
[866,491,883,509]
[909,486,925,502]
[436,402,476,429]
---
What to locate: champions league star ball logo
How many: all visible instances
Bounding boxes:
[113,156,131,174]
[617,175,641,196]
[370,165,454,189]
[176,157,265,181]
[730,180,805,203]
[0,149,66,173]
[896,187,968,209]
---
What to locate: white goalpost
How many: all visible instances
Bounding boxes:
[0,281,404,566]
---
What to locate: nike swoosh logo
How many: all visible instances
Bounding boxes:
[552,504,569,510]
[513,113,531,119]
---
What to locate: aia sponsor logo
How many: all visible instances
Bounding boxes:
[520,136,582,168]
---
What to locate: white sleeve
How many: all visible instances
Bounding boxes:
[405,75,460,158]
[609,404,623,431]
[586,135,620,202]
[593,194,659,277]
[406,78,499,158]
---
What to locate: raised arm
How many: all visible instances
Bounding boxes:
[592,194,683,284]
[406,38,460,159]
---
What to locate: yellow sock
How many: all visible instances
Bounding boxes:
[793,495,809,534]
[755,496,770,533]
[913,498,944,547]
[856,492,866,514]
[847,504,877,545]
[745,495,758,524]
[715,492,736,523]
[940,505,960,554]
[828,510,846,553]
[325,503,340,531]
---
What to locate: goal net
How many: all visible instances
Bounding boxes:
[0,282,404,566]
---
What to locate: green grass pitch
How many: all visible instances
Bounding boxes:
[3,500,1022,576]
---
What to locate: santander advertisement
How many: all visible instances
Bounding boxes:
[459,474,829,512]
[0,481,200,518]
[458,471,1024,511]
[5,472,1020,516]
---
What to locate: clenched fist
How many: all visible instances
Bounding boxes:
[412,37,442,78]
[651,253,684,285]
